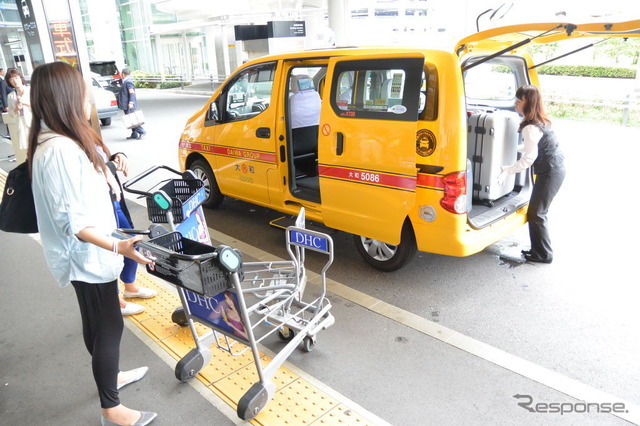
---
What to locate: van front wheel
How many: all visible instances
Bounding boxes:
[353,222,417,272]
[190,159,224,208]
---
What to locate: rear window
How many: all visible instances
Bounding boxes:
[463,56,529,108]
[90,62,119,76]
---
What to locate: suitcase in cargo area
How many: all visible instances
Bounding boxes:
[467,110,520,205]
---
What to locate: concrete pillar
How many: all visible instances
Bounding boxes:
[220,25,231,77]
[204,25,219,80]
[155,35,165,78]
[327,0,346,46]
[83,0,124,67]
[182,31,192,79]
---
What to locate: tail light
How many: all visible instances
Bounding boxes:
[440,171,468,214]
[110,99,117,107]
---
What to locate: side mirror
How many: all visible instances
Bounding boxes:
[209,101,219,122]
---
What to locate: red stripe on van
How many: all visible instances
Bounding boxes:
[416,173,444,190]
[319,165,416,192]
[179,141,277,164]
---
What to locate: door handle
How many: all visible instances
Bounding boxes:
[256,127,271,139]
[336,132,344,156]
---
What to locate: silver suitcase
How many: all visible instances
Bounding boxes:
[467,110,520,205]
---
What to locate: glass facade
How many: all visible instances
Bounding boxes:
[0,0,455,80]
[0,0,28,71]
[117,0,154,71]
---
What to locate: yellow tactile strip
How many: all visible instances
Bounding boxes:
[123,271,374,425]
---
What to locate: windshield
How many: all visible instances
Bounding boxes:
[90,62,118,76]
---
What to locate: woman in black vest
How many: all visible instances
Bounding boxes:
[498,85,566,263]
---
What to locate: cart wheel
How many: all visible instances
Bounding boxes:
[303,336,316,353]
[172,307,189,327]
[277,327,295,342]
[237,382,270,420]
[175,348,205,382]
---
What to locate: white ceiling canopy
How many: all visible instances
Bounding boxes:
[151,0,325,22]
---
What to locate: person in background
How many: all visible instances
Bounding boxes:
[28,62,157,426]
[6,68,30,162]
[101,150,158,315]
[497,85,566,264]
[118,68,146,140]
[0,68,10,138]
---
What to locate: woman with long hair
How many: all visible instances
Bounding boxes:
[6,68,31,163]
[498,85,566,263]
[27,62,157,425]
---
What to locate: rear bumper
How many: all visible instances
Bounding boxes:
[413,206,528,257]
[98,106,119,119]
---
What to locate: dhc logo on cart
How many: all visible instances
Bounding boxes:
[183,187,207,218]
[289,230,329,253]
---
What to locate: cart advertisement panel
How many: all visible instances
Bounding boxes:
[176,206,250,345]
[182,289,250,345]
[176,207,211,245]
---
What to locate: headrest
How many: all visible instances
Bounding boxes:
[291,74,315,93]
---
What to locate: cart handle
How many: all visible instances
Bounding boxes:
[122,165,197,197]
[115,228,151,236]
[112,225,169,241]
[135,240,219,262]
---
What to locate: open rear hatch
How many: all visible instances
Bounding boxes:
[457,19,640,229]
[456,19,640,57]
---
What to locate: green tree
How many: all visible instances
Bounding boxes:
[595,38,640,65]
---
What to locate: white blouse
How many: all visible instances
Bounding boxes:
[505,124,543,174]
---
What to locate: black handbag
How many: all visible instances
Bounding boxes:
[0,161,38,233]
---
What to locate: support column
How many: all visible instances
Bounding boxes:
[327,0,346,46]
[182,31,192,80]
[204,25,219,81]
[155,34,166,78]
[221,25,231,77]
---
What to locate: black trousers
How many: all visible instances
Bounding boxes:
[527,168,566,261]
[72,280,123,409]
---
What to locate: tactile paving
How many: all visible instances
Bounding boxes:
[255,378,339,425]
[121,269,376,425]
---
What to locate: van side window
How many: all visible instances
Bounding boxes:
[222,63,275,122]
[420,63,438,121]
[330,58,422,121]
[335,69,406,112]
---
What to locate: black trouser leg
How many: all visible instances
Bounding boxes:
[72,280,123,409]
[125,109,140,138]
[527,169,566,261]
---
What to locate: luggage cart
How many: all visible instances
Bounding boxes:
[122,165,336,421]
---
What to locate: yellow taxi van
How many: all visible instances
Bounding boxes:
[179,19,639,271]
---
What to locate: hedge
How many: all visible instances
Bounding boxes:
[129,70,188,89]
[536,65,637,79]
[492,64,636,79]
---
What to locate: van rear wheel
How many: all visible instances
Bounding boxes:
[190,159,224,208]
[353,221,417,272]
